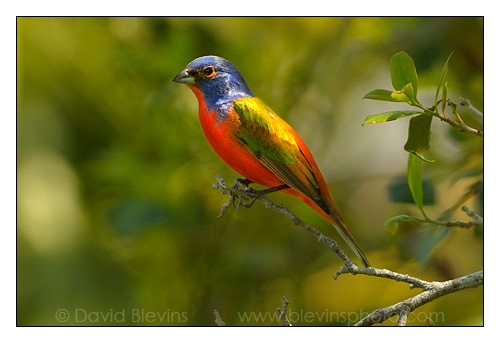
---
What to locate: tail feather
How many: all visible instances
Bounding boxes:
[282,188,371,267]
[325,197,371,268]
[329,214,371,268]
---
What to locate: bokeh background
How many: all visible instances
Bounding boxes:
[17,17,483,326]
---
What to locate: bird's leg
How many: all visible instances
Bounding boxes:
[229,179,290,211]
[234,178,253,189]
[240,184,290,209]
[230,178,253,212]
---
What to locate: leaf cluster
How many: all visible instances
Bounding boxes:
[362,51,483,235]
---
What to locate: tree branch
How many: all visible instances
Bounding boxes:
[212,175,484,326]
[277,296,292,326]
[354,270,484,326]
[402,204,483,229]
[213,309,225,326]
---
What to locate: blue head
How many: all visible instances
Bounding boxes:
[173,56,255,111]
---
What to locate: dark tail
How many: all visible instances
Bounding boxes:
[283,188,371,267]
[316,194,371,267]
[329,214,371,267]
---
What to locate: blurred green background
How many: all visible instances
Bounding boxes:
[17,17,483,326]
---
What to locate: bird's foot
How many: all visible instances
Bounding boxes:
[218,176,290,215]
[230,178,256,212]
[234,178,253,188]
[235,182,290,210]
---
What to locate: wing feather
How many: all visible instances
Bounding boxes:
[233,97,321,202]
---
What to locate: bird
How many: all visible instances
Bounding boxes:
[173,55,370,267]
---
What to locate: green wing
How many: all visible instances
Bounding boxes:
[232,97,322,202]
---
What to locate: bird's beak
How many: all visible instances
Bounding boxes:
[173,70,194,84]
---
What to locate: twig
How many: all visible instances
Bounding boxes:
[459,97,483,119]
[212,175,484,326]
[391,204,483,230]
[417,105,483,137]
[396,306,410,326]
[214,309,225,326]
[437,115,483,137]
[406,215,481,229]
[276,296,292,327]
[462,205,484,226]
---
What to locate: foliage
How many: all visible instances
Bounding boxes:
[363,51,483,237]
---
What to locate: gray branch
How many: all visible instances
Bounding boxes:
[213,309,225,326]
[212,175,484,326]
[462,205,484,226]
[276,296,292,326]
[459,97,484,119]
[354,270,484,326]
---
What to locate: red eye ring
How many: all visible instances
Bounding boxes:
[203,66,216,78]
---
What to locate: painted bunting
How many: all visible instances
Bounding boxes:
[173,56,370,267]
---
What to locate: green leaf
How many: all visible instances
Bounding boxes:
[434,51,454,109]
[441,82,448,115]
[390,51,419,102]
[401,83,416,104]
[404,114,434,162]
[447,99,464,123]
[407,153,426,217]
[448,99,458,117]
[363,88,411,102]
[384,215,419,235]
[362,110,422,125]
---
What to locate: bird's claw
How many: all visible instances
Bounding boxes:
[230,178,259,212]
[217,177,287,217]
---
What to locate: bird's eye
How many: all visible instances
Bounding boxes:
[203,66,216,78]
